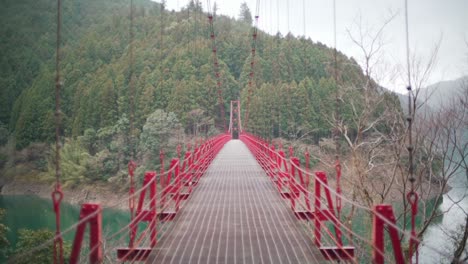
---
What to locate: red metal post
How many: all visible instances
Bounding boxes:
[159,149,165,180]
[335,160,342,219]
[69,203,102,264]
[304,151,311,211]
[117,172,158,261]
[135,172,157,245]
[277,151,285,171]
[196,145,201,160]
[289,158,297,210]
[52,186,64,264]
[177,144,181,160]
[148,172,158,247]
[372,205,405,264]
[314,171,342,247]
[128,160,137,246]
[168,158,181,212]
[289,146,294,158]
[292,157,304,186]
[183,151,193,195]
[314,173,322,246]
[408,191,419,263]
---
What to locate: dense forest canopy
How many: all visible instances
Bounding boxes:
[0,0,403,183]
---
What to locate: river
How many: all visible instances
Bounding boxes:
[0,195,130,262]
[418,163,468,263]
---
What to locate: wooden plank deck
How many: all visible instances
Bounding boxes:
[148,140,326,264]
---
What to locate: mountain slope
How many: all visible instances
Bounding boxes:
[2,0,370,148]
[418,76,468,110]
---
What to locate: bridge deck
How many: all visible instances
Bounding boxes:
[148,140,326,264]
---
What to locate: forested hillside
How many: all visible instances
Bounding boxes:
[2,2,467,261]
[0,0,400,185]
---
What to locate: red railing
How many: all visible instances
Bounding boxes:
[67,133,230,263]
[64,132,409,263]
[240,133,407,263]
[240,133,355,261]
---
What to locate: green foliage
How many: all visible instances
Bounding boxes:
[11,229,71,264]
[239,2,253,25]
[5,0,365,151]
[79,128,98,155]
[0,0,152,126]
[0,153,7,170]
[2,0,382,183]
[0,122,9,146]
[71,115,131,182]
[0,209,9,258]
[246,77,339,142]
[12,69,55,149]
[43,139,90,187]
[4,0,358,149]
[139,109,181,167]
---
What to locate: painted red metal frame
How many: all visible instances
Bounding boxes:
[243,15,259,129]
[159,158,181,221]
[240,133,355,261]
[115,134,230,260]
[69,203,102,264]
[180,151,194,200]
[372,204,405,264]
[52,185,64,264]
[313,172,342,246]
[60,134,231,264]
[117,171,158,261]
[207,14,227,132]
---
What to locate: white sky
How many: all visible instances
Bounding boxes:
[163,0,468,93]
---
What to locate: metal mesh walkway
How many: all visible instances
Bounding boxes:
[148,140,326,264]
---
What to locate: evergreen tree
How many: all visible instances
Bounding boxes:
[1,0,372,151]
[139,109,180,167]
[239,2,253,25]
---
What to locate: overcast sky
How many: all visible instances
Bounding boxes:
[163,0,468,93]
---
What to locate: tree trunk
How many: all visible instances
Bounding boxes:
[452,216,468,264]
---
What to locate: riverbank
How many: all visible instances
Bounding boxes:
[0,180,129,210]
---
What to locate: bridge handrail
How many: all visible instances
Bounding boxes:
[95,133,230,262]
[239,132,442,263]
[240,133,357,261]
[62,133,231,263]
[114,133,230,262]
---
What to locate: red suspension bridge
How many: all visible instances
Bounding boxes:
[44,128,417,264]
[21,0,444,263]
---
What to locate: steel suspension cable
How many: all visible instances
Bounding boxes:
[127,0,138,249]
[52,0,64,262]
[242,134,453,260]
[286,0,289,34]
[11,141,206,261]
[269,0,272,35]
[332,0,344,227]
[159,1,165,82]
[109,138,228,259]
[80,138,227,261]
[245,140,358,262]
[404,0,419,263]
[129,0,135,158]
[206,0,227,132]
[244,137,369,263]
[243,0,261,130]
[10,154,197,263]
